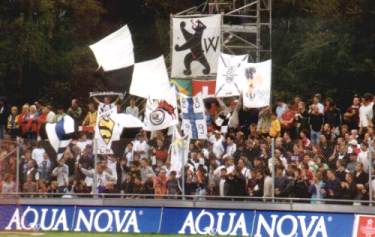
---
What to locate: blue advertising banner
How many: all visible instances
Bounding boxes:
[0,204,355,236]
[0,205,161,233]
[160,208,355,237]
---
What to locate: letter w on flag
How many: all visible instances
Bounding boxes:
[180,93,207,140]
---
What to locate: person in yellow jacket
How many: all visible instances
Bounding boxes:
[82,103,97,134]
[7,106,19,140]
[269,113,281,138]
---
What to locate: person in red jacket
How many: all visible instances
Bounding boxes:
[18,104,39,140]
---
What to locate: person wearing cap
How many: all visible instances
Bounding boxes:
[6,106,19,140]
[359,93,374,132]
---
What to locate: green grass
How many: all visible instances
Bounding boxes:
[0,232,202,237]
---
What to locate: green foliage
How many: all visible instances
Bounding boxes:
[0,0,373,107]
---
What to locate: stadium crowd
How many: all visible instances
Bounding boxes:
[0,93,374,204]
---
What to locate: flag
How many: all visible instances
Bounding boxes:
[89,15,164,93]
[170,127,190,177]
[129,56,171,99]
[171,79,192,96]
[171,15,221,78]
[46,115,75,161]
[242,60,272,108]
[180,93,207,140]
[144,86,179,131]
[215,53,249,97]
[89,25,135,72]
[192,79,216,98]
[95,102,118,154]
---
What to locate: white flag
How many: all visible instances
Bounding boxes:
[180,93,207,140]
[215,53,249,97]
[171,15,221,78]
[144,86,179,131]
[170,128,190,177]
[130,56,171,99]
[242,60,272,108]
[89,25,135,71]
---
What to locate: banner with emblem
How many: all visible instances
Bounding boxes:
[215,53,249,97]
[144,87,179,131]
[180,93,207,140]
[242,60,272,108]
[171,15,221,78]
[95,102,118,154]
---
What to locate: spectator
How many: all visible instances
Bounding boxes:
[32,142,46,167]
[275,99,287,118]
[125,98,139,118]
[166,171,180,197]
[310,94,324,114]
[6,106,19,140]
[324,170,341,200]
[67,99,83,124]
[22,175,37,197]
[359,93,374,132]
[52,159,69,193]
[309,105,324,145]
[269,113,281,138]
[82,103,97,133]
[154,169,167,198]
[0,98,10,139]
[45,105,56,123]
[38,152,52,181]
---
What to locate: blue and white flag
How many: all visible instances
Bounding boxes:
[46,115,75,161]
[180,93,207,140]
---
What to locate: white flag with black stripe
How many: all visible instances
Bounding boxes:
[46,115,75,161]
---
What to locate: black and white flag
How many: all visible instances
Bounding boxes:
[215,53,249,97]
[172,15,221,78]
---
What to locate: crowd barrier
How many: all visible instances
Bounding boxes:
[0,203,374,236]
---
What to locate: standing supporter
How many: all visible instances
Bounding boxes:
[0,98,10,139]
[279,105,296,138]
[82,102,97,134]
[18,104,30,139]
[45,105,56,123]
[210,130,224,159]
[38,152,52,181]
[295,101,310,136]
[125,98,139,118]
[52,159,69,193]
[67,99,83,124]
[269,113,281,138]
[309,105,324,145]
[359,93,374,133]
[344,96,361,130]
[324,98,342,132]
[310,94,324,114]
[257,107,271,137]
[7,106,19,140]
[275,99,287,118]
[154,168,168,198]
[31,141,46,167]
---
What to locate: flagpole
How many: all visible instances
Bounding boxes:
[93,138,98,197]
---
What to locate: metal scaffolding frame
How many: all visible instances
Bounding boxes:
[175,0,272,63]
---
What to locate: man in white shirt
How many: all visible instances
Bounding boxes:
[79,161,116,193]
[32,143,46,167]
[359,93,374,130]
[133,133,149,159]
[45,105,56,123]
[225,136,237,157]
[52,159,69,193]
[310,94,324,114]
[357,142,370,172]
[210,130,224,159]
[125,98,139,118]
